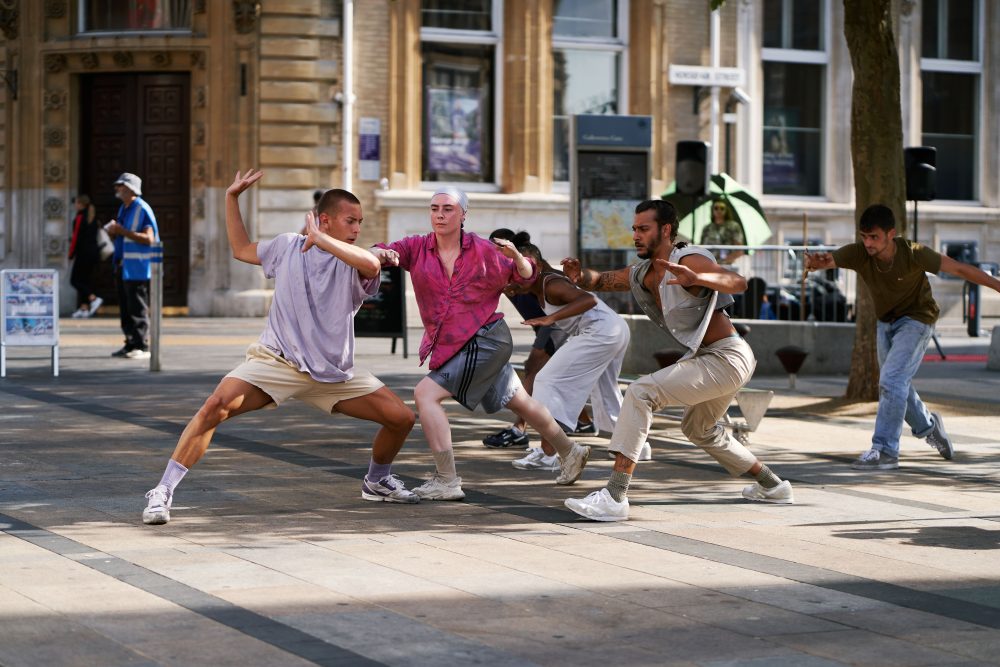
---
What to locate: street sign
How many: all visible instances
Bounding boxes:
[668,65,745,88]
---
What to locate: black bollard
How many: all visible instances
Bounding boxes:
[775,345,808,389]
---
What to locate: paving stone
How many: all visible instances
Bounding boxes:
[2,319,999,666]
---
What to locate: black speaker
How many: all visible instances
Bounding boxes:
[904,146,936,201]
[676,140,709,196]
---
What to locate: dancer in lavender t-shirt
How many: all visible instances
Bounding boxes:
[141,170,418,525]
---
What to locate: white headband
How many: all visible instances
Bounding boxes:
[432,186,469,212]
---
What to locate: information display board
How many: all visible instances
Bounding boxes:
[354,265,408,357]
[1,269,60,376]
[571,115,651,313]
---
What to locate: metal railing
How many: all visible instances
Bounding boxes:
[704,244,856,322]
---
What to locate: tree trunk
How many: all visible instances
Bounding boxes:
[842,0,906,401]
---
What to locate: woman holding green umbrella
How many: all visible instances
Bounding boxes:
[700,198,746,266]
[662,172,772,251]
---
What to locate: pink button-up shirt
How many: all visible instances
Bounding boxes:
[381,232,536,369]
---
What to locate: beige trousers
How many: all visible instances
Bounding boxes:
[608,335,758,476]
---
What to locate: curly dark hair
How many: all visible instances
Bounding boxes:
[636,200,679,241]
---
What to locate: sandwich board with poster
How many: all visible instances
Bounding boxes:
[1,269,60,377]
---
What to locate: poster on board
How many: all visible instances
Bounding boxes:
[2,270,59,347]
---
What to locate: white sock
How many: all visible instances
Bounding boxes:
[157,459,188,495]
[431,449,457,482]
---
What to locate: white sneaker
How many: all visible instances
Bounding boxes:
[741,479,794,504]
[87,296,104,316]
[361,474,419,503]
[142,486,172,524]
[124,348,151,359]
[555,444,591,485]
[606,442,652,461]
[512,447,560,471]
[412,474,465,501]
[565,488,630,522]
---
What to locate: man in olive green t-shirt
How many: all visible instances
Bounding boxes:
[805,204,1000,470]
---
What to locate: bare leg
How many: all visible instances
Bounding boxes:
[505,388,575,457]
[334,387,415,463]
[169,377,275,468]
[512,347,550,433]
[613,453,637,474]
[414,376,454,453]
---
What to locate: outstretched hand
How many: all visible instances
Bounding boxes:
[803,252,833,271]
[301,210,320,253]
[560,258,582,283]
[372,247,399,267]
[226,169,264,198]
[523,315,555,328]
[491,237,520,260]
[655,258,698,288]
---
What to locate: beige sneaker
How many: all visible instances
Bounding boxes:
[412,474,465,501]
[555,444,590,485]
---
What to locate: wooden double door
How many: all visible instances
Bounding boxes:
[79,73,190,308]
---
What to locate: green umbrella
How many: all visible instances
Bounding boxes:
[662,173,772,248]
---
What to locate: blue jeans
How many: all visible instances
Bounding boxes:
[872,317,935,457]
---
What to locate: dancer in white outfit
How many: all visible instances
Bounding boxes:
[506,233,631,472]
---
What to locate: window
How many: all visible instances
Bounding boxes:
[920,0,981,200]
[81,0,192,32]
[421,0,491,31]
[761,0,826,196]
[552,1,627,182]
[421,1,499,183]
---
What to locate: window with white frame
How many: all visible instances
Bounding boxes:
[421,1,498,184]
[761,0,825,196]
[920,0,980,201]
[80,0,192,32]
[552,1,627,182]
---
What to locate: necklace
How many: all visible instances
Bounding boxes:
[873,252,895,274]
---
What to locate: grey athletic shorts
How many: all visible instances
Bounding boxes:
[428,318,522,413]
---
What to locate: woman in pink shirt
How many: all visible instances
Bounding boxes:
[375,188,591,500]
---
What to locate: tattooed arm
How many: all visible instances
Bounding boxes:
[560,258,632,292]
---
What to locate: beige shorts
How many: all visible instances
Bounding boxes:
[226,343,384,414]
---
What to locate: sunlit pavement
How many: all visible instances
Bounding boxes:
[2,317,999,667]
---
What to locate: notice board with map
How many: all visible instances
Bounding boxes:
[571,115,651,313]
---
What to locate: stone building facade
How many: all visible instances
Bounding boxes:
[0,1,997,317]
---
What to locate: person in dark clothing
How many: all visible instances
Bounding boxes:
[68,195,104,318]
[805,204,1000,470]
[481,228,595,449]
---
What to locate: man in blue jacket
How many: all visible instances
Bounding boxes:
[105,172,159,359]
